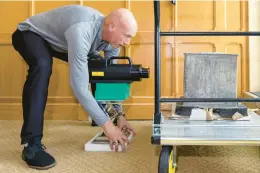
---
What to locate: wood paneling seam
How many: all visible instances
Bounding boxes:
[224,0,227,29]
[175,0,178,28]
[30,0,35,16]
[79,0,83,6]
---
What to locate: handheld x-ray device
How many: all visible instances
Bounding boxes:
[85,55,150,152]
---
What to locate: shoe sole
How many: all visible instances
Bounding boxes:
[22,151,57,170]
[28,161,57,170]
[22,154,57,170]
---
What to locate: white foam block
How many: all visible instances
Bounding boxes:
[84,130,134,152]
[189,108,207,120]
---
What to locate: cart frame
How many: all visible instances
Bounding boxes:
[152,1,260,172]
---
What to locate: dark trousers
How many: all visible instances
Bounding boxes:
[11,29,98,144]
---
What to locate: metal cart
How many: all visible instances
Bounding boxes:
[151,1,260,172]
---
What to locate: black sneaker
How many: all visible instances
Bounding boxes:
[22,140,56,170]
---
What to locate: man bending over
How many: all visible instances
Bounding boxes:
[12,5,137,170]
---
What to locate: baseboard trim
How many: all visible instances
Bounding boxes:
[0,103,84,120]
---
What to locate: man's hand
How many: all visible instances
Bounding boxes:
[102,120,129,152]
[117,116,136,136]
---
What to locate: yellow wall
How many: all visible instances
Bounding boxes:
[0,1,251,120]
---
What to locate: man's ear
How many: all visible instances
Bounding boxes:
[108,21,116,32]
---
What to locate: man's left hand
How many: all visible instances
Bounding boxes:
[117,116,136,136]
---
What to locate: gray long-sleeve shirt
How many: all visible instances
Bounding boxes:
[17,5,120,126]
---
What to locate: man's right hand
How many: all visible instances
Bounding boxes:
[102,120,130,152]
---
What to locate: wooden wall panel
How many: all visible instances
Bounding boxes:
[0,2,30,119]
[0,46,26,98]
[0,2,30,33]
[226,1,241,30]
[0,1,82,120]
[130,1,173,31]
[34,1,80,14]
[175,1,214,31]
[83,1,125,14]
[174,0,249,99]
[0,1,250,120]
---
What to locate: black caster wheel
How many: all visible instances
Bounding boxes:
[158,146,177,173]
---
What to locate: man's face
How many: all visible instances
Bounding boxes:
[109,23,135,48]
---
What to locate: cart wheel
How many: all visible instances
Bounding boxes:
[158,146,176,173]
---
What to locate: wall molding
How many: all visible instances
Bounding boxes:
[0,33,12,45]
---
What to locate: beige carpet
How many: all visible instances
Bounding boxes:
[0,120,259,173]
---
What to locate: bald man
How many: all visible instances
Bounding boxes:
[11,5,137,169]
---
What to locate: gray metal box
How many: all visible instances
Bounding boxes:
[183,52,238,108]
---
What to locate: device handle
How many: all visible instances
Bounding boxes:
[109,56,133,66]
[88,53,103,60]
